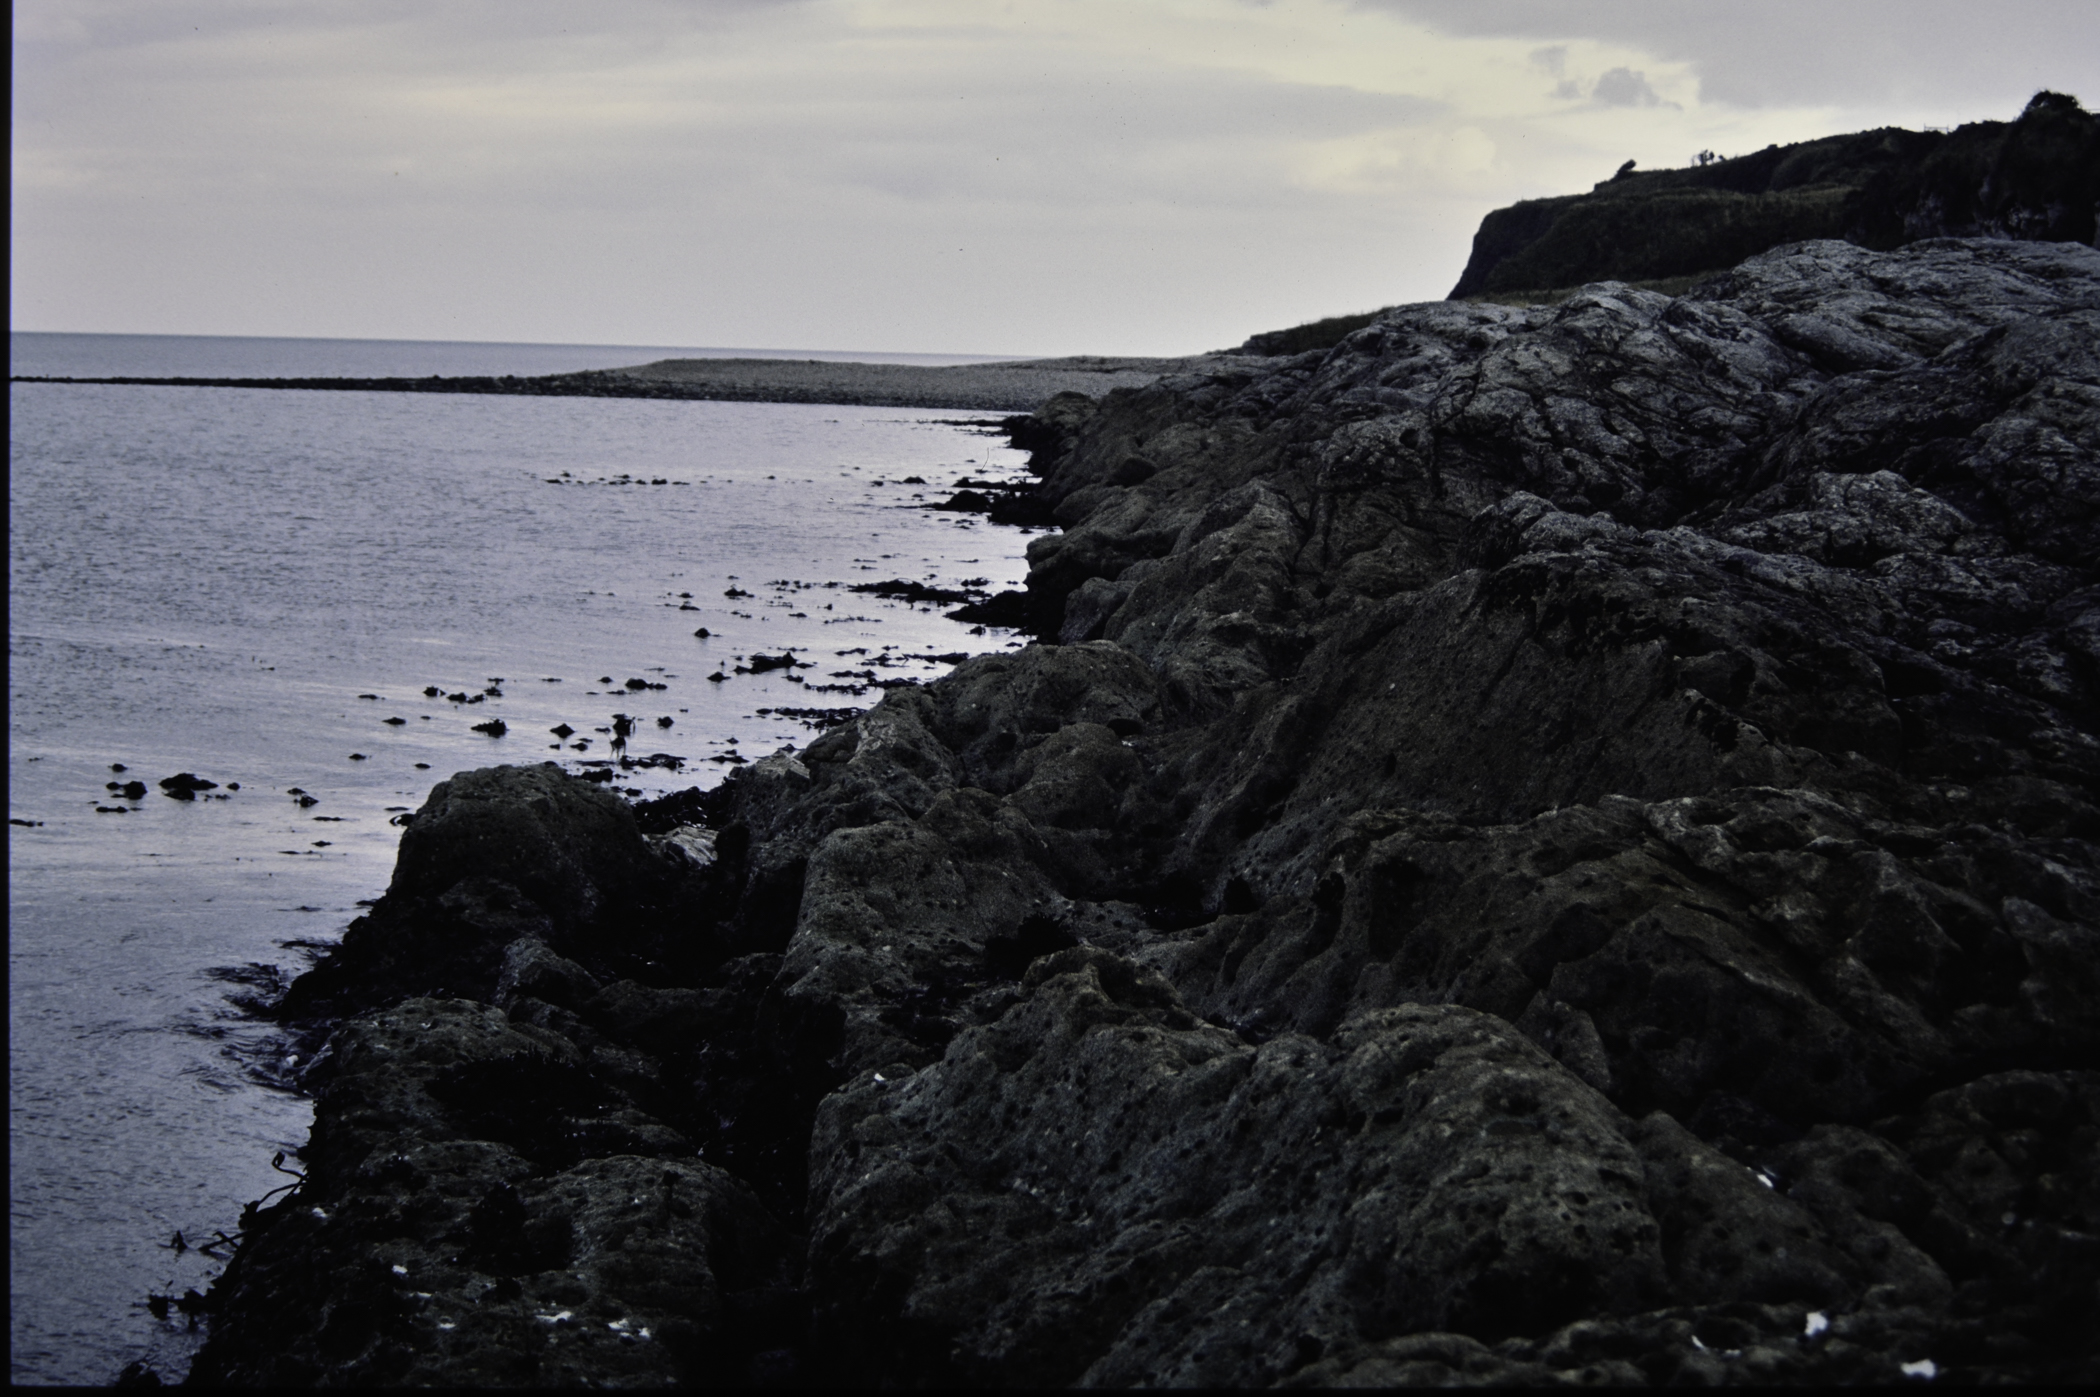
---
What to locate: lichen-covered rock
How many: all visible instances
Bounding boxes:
[805,954,1663,1385]
[802,950,1997,1386]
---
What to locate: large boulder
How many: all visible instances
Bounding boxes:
[385,763,666,925]
[279,764,696,1018]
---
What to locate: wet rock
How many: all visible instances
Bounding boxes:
[848,579,979,606]
[158,772,218,799]
[187,998,795,1387]
[276,765,692,1018]
[628,784,731,835]
[387,765,663,921]
[944,589,1033,629]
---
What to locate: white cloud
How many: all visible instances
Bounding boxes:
[11,0,2095,354]
[1359,0,2100,113]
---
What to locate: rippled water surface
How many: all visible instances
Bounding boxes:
[8,335,1041,1384]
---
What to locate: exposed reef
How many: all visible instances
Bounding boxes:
[192,238,2098,1386]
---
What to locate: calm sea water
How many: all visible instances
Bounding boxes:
[7,333,1044,1385]
[9,330,1029,379]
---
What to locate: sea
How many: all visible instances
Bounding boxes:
[7,331,1048,1385]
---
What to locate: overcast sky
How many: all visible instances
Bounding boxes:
[13,0,2098,356]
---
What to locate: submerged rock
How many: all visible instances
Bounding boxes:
[196,239,2099,1387]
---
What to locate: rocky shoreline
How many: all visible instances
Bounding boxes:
[186,238,2097,1386]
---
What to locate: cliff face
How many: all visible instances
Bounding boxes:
[193,239,2099,1387]
[1449,92,2099,299]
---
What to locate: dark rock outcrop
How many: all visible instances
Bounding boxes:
[194,237,2098,1386]
[1448,91,2098,301]
[277,764,712,1018]
[188,998,798,1387]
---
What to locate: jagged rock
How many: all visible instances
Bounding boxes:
[493,937,602,1012]
[198,237,2100,1387]
[188,998,793,1387]
[647,823,718,870]
[806,958,1672,1384]
[804,950,1992,1385]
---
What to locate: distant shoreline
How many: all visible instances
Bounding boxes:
[11,353,1261,413]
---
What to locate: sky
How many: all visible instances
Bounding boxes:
[12,0,2099,357]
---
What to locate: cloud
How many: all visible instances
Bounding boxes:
[1591,67,1661,108]
[11,0,2096,354]
[10,0,1479,351]
[1358,0,2100,112]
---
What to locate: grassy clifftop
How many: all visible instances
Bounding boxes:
[1242,92,2095,356]
[1448,90,2097,300]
